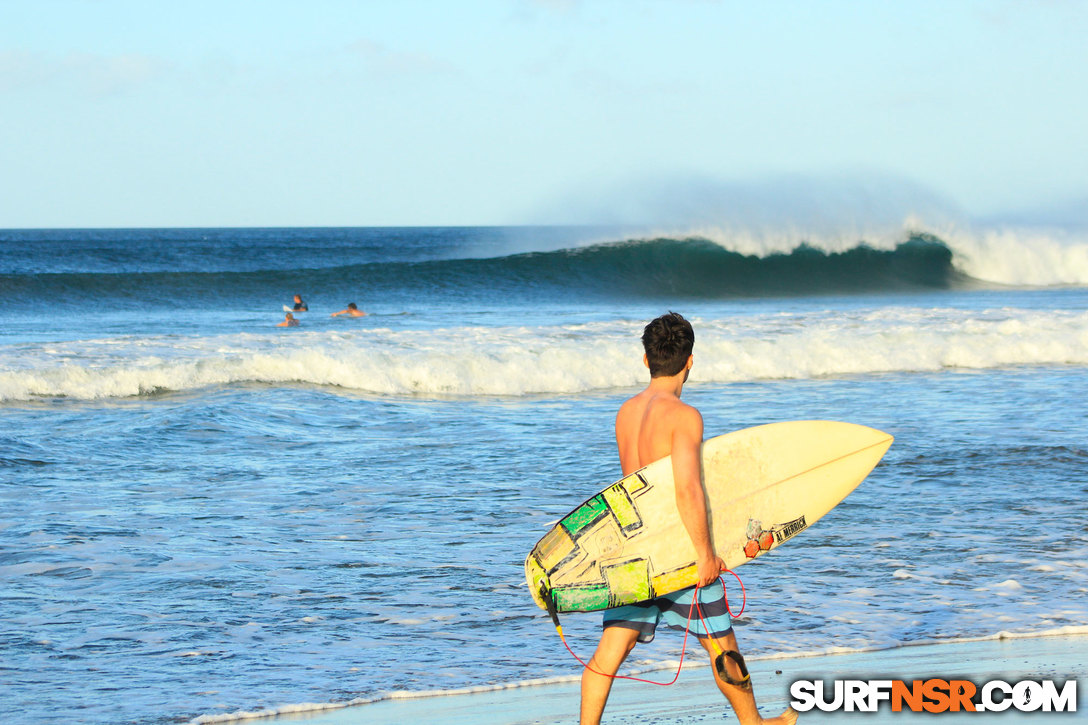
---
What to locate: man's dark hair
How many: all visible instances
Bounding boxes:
[642,312,694,377]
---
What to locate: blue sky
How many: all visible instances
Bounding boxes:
[1,0,1085,228]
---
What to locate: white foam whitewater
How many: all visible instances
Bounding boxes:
[664,219,1088,287]
[4,307,1088,401]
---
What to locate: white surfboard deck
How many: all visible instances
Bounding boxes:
[526,420,893,613]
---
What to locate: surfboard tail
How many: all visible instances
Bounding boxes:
[525,554,551,611]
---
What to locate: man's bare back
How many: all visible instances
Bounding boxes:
[580,313,797,725]
[615,367,723,587]
[616,388,699,474]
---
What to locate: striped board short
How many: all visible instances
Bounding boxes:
[602,584,734,644]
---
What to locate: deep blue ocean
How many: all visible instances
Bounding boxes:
[2,225,1087,724]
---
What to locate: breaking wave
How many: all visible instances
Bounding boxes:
[5,227,1088,310]
[4,308,1088,401]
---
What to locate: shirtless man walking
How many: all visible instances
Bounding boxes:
[580,312,796,725]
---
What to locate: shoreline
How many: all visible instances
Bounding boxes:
[191,629,1088,724]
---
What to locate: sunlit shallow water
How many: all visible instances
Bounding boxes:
[2,227,1087,724]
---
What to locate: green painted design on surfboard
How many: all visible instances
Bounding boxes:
[602,559,651,604]
[601,484,642,532]
[554,584,611,611]
[561,494,609,536]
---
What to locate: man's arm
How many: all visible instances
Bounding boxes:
[671,405,724,586]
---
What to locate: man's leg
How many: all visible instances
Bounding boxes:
[701,631,798,725]
[580,626,640,725]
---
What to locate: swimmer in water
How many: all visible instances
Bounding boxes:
[331,302,367,317]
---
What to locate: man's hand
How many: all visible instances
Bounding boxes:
[696,554,726,587]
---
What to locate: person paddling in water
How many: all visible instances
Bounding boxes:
[277,312,300,327]
[580,312,797,725]
[331,302,366,317]
[291,294,308,312]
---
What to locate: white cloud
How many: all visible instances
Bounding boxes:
[0,50,169,97]
[345,39,457,77]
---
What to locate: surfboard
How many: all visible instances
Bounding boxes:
[525,420,893,614]
[282,305,306,313]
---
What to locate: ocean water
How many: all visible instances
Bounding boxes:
[1,225,1087,724]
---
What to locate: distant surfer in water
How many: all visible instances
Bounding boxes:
[277,312,300,327]
[580,312,797,725]
[331,302,367,317]
[291,294,308,312]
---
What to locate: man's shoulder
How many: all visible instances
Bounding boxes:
[617,389,650,415]
[656,393,700,417]
[670,399,703,432]
[676,398,701,416]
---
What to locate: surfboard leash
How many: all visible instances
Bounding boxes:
[721,566,747,618]
[542,570,747,687]
[694,570,752,690]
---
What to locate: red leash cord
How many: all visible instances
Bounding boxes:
[552,569,746,686]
